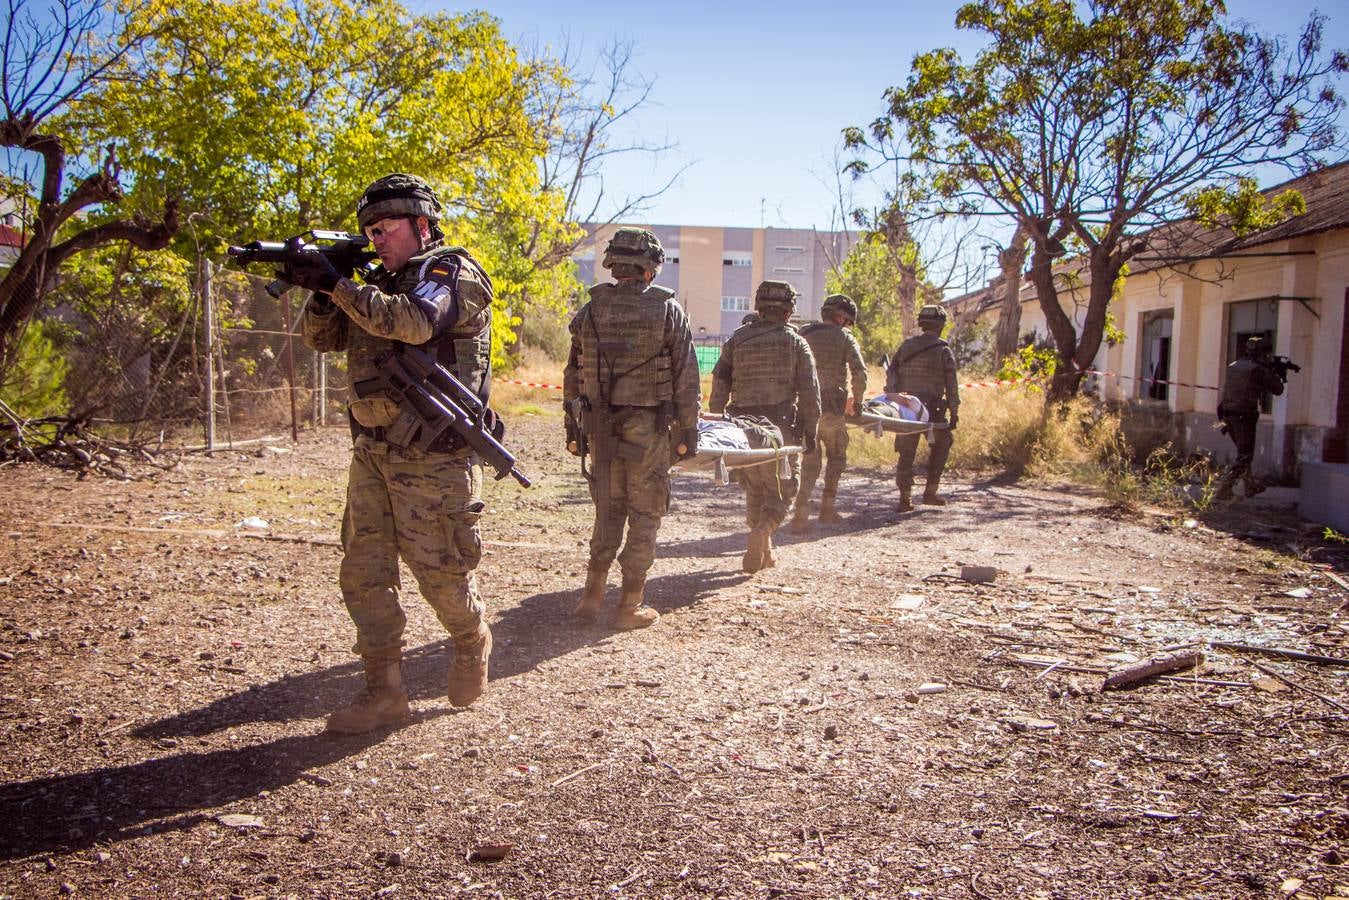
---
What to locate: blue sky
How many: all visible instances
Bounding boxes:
[422,1,1349,232]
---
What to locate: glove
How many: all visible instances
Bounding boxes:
[801,432,817,454]
[277,250,341,294]
[947,410,959,432]
[675,426,699,461]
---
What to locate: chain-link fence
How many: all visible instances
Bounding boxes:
[207,265,348,447]
[1,258,350,453]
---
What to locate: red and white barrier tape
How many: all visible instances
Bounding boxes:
[1083,369,1220,392]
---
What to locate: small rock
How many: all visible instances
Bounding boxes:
[959,565,998,584]
[385,851,403,867]
[463,747,481,758]
[59,883,74,895]
[215,813,265,830]
[93,852,110,863]
[298,830,317,844]
[466,843,513,862]
[823,724,838,741]
[1005,715,1058,733]
[917,682,947,695]
[262,874,280,885]
[299,773,333,787]
[1285,587,1312,599]
[0,650,14,661]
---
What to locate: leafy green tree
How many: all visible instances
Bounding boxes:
[0,0,175,373]
[854,0,1347,397]
[69,0,575,366]
[827,233,938,364]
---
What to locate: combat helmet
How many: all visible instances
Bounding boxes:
[1245,335,1272,356]
[356,173,443,231]
[917,304,948,329]
[821,293,858,323]
[602,227,665,276]
[755,280,798,314]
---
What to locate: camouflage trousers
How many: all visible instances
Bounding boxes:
[1216,412,1260,494]
[340,435,485,656]
[740,454,800,532]
[587,409,672,584]
[894,421,953,490]
[796,412,849,506]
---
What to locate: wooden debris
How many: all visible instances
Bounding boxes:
[465,843,513,862]
[1103,650,1204,691]
[1211,641,1349,668]
[1248,661,1349,714]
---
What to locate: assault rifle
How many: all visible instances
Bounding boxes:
[355,345,531,487]
[1265,355,1301,382]
[227,230,377,298]
[567,397,643,544]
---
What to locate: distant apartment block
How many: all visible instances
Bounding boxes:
[573,223,856,338]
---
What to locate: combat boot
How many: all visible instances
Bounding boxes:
[574,565,608,621]
[922,475,947,506]
[898,487,914,513]
[612,578,659,630]
[326,649,411,734]
[789,504,811,534]
[819,493,842,523]
[742,527,770,573]
[762,531,777,569]
[447,623,492,708]
[1243,476,1266,498]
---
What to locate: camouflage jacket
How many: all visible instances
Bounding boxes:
[799,321,867,414]
[301,243,493,429]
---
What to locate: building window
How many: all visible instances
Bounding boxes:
[721,296,750,311]
[723,252,752,267]
[1225,298,1279,413]
[669,256,679,264]
[1139,310,1173,402]
[772,266,804,274]
[774,245,805,253]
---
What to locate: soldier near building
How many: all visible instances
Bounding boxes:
[1215,336,1286,500]
[564,228,701,629]
[886,304,960,512]
[710,281,821,572]
[791,294,867,531]
[294,173,496,733]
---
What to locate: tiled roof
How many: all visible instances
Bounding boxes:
[0,223,25,249]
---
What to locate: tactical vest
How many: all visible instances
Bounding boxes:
[347,246,493,429]
[1220,358,1266,417]
[728,321,800,407]
[799,322,851,394]
[577,282,674,407]
[888,333,950,404]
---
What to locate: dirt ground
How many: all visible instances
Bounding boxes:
[1,414,1348,900]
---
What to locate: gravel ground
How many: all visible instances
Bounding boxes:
[1,416,1347,899]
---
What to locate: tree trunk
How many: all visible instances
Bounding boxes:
[1026,242,1083,400]
[993,223,1031,363]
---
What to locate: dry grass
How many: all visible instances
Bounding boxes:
[499,359,1212,510]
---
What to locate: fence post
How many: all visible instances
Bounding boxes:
[282,292,299,443]
[203,259,216,453]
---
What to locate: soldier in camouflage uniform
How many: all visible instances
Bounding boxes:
[564,228,701,629]
[790,294,867,531]
[710,281,821,573]
[293,173,495,733]
[886,305,960,512]
[1215,336,1284,500]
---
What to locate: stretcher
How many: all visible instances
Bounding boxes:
[847,394,948,436]
[671,416,802,485]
